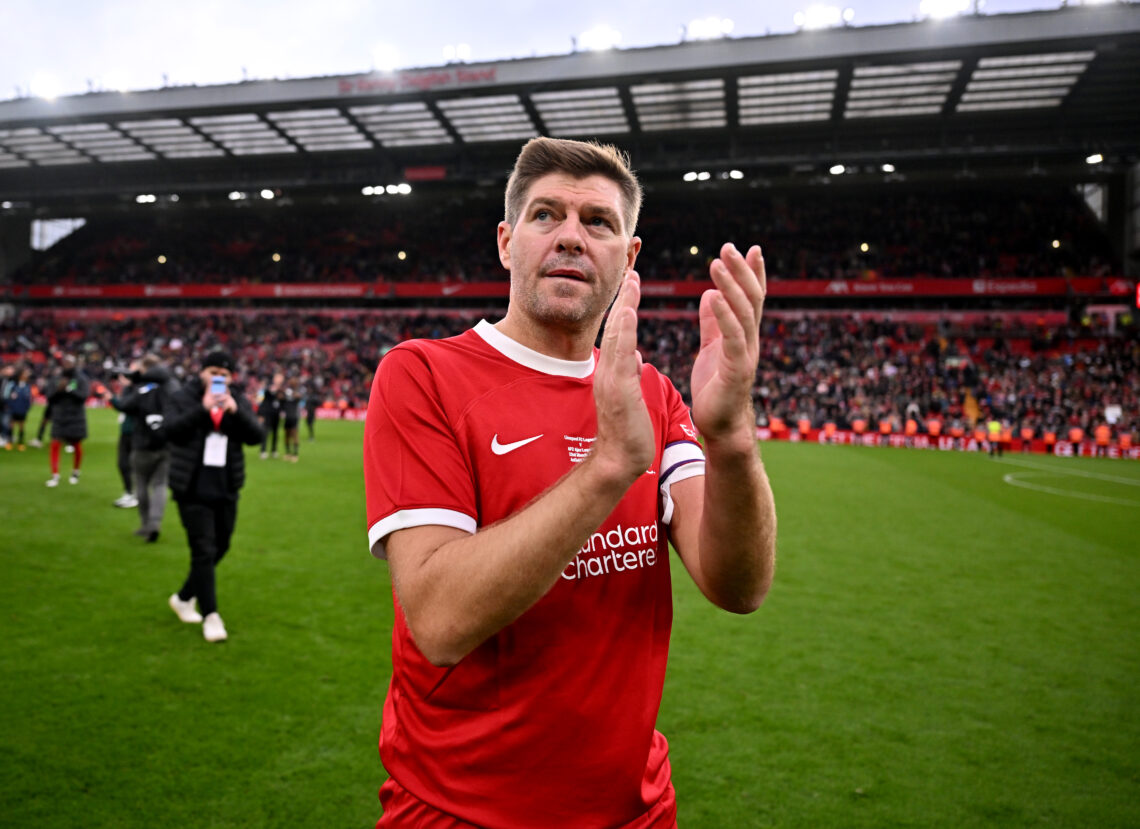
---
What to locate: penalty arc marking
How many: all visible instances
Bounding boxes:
[998,460,1140,506]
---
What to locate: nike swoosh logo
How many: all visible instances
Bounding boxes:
[491,433,543,455]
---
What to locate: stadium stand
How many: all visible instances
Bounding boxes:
[4,184,1121,287]
[1,6,1137,458]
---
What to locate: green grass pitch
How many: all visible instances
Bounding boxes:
[2,407,1137,827]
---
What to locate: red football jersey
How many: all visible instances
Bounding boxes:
[364,321,705,828]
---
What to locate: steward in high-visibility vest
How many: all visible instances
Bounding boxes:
[986,419,1003,457]
[1095,423,1111,456]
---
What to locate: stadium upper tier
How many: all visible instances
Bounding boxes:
[8,183,1119,288]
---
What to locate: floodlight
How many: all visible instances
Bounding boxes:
[228,191,246,201]
[729,170,744,180]
[579,25,621,51]
[30,74,61,100]
[793,5,852,30]
[397,183,412,195]
[689,246,700,255]
[919,0,970,20]
[386,184,399,194]
[0,202,11,209]
[683,171,698,182]
[696,171,711,181]
[136,194,156,204]
[444,43,472,61]
[829,164,846,175]
[101,72,130,93]
[157,255,167,264]
[362,186,375,196]
[1085,153,1103,165]
[687,16,735,40]
[372,43,400,72]
[860,242,870,252]
[260,189,275,199]
[397,251,407,260]
[881,163,896,173]
[272,253,282,262]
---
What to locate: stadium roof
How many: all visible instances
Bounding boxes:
[1,5,1138,210]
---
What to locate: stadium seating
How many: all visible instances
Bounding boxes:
[7,184,1119,286]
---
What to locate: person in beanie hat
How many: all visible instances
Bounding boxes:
[163,348,264,642]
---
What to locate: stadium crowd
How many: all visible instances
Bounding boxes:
[3,310,1137,450]
[9,184,1118,287]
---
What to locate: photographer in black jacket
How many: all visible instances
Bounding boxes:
[163,350,264,643]
[114,354,180,542]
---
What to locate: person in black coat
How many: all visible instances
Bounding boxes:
[258,373,283,459]
[45,355,90,487]
[115,354,181,541]
[163,350,264,643]
[280,379,302,462]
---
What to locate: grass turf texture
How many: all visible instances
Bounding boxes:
[2,407,1137,827]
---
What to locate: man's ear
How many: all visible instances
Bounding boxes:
[497,221,513,270]
[626,235,642,272]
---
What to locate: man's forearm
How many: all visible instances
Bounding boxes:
[697,424,776,613]
[388,455,639,666]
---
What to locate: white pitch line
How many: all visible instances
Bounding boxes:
[996,457,1140,487]
[1002,472,1140,507]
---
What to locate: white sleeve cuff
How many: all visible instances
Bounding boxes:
[368,508,477,559]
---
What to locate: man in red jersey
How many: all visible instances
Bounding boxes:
[363,137,777,828]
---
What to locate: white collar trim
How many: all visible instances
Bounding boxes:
[475,320,595,378]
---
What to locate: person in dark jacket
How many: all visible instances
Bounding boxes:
[258,373,283,459]
[163,349,264,643]
[5,367,33,450]
[0,364,14,447]
[116,354,180,542]
[107,365,139,509]
[280,379,301,462]
[45,355,90,487]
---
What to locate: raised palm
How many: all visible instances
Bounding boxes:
[690,244,766,440]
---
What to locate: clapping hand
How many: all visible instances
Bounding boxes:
[690,244,766,443]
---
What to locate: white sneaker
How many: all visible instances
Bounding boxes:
[113,493,138,508]
[202,612,228,642]
[29,439,42,448]
[65,444,75,454]
[45,474,60,488]
[168,593,203,624]
[69,472,80,485]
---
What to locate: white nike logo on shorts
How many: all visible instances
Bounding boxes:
[491,433,544,455]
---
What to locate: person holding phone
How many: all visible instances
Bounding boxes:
[163,350,264,643]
